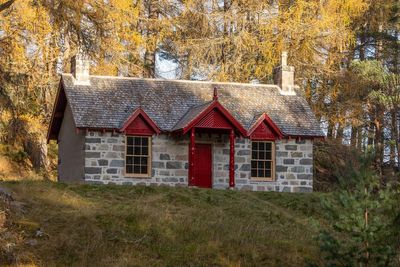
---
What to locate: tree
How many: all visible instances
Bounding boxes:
[0,0,143,171]
[318,150,399,266]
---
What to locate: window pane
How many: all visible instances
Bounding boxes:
[258,161,264,169]
[127,156,133,165]
[251,161,257,169]
[140,166,147,174]
[142,146,148,156]
[251,169,257,177]
[126,165,133,173]
[259,151,265,160]
[127,137,133,145]
[134,146,141,155]
[252,142,258,150]
[127,146,133,155]
[134,137,141,146]
[259,142,265,150]
[258,169,264,177]
[141,157,148,165]
[252,151,258,159]
[265,142,272,150]
[142,138,148,146]
[134,165,140,173]
[265,170,271,178]
[265,161,271,170]
[133,157,140,165]
[266,151,272,160]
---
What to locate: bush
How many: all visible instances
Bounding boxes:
[0,144,29,164]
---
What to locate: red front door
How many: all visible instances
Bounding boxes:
[194,144,212,188]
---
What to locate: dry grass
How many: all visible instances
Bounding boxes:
[0,156,33,181]
[0,181,327,266]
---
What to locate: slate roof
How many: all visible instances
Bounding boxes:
[59,74,325,137]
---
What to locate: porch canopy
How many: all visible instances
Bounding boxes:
[172,90,247,188]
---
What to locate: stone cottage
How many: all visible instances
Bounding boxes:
[47,52,324,192]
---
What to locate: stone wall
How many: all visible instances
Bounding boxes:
[82,131,313,192]
[232,139,313,192]
[84,132,189,186]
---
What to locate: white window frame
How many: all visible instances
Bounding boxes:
[250,141,276,181]
[125,135,152,178]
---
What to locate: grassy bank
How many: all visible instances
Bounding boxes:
[0,181,327,266]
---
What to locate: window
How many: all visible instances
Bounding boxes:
[251,141,275,181]
[125,136,151,177]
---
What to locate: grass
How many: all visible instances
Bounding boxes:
[0,181,328,266]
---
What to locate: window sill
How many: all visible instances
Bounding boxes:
[124,174,152,179]
[250,178,275,182]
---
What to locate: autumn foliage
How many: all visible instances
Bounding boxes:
[0,0,398,180]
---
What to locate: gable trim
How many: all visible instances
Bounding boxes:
[248,113,284,140]
[180,101,247,136]
[120,108,161,135]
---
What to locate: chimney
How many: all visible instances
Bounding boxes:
[273,51,296,95]
[71,53,90,85]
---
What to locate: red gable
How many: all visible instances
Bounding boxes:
[196,108,233,129]
[248,113,283,140]
[181,101,247,137]
[120,108,161,136]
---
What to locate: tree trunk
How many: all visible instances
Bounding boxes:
[374,107,384,176]
[395,109,400,172]
[221,0,231,77]
[181,52,192,80]
[350,125,357,147]
[143,0,158,78]
[23,135,49,173]
[368,110,375,147]
[327,120,335,139]
[359,32,366,61]
[390,110,397,169]
[0,0,15,12]
[336,122,344,142]
[357,126,363,150]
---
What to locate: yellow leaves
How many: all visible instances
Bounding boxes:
[19,114,46,135]
[109,0,134,12]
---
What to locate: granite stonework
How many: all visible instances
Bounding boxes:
[83,131,313,192]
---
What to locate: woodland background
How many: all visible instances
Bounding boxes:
[0,0,399,188]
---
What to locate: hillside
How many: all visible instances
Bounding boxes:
[0,182,328,266]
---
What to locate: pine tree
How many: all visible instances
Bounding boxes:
[318,150,399,266]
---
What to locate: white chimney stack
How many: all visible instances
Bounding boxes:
[274,51,297,95]
[71,53,90,85]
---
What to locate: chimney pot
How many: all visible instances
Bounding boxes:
[281,51,288,66]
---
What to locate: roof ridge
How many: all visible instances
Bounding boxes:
[61,73,279,88]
